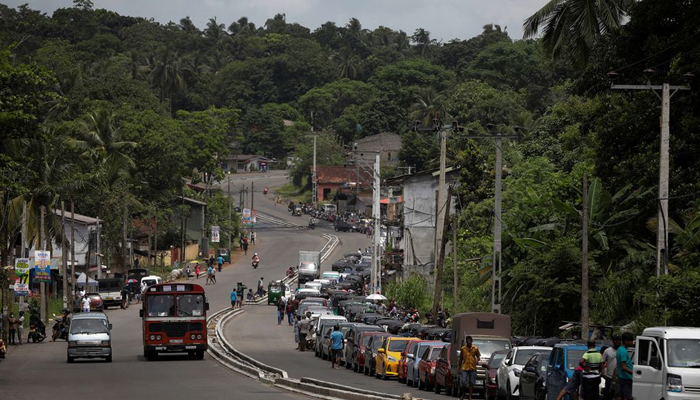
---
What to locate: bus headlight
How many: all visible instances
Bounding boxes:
[191,334,196,340]
[197,334,202,340]
[156,335,162,340]
[149,335,155,340]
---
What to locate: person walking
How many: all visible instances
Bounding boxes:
[230,288,238,309]
[208,254,215,269]
[257,277,264,297]
[8,313,17,345]
[205,265,213,285]
[195,263,201,279]
[277,298,286,325]
[298,313,311,351]
[581,340,603,400]
[17,311,24,345]
[185,264,191,279]
[210,265,217,284]
[602,335,621,400]
[459,335,481,400]
[250,230,256,246]
[217,254,224,272]
[616,332,634,400]
[236,282,245,308]
[556,359,585,400]
[329,325,344,369]
[81,294,91,313]
[286,300,294,326]
[242,239,249,255]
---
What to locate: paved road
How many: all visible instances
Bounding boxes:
[0,171,311,400]
[227,175,445,400]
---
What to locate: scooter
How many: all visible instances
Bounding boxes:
[252,260,259,269]
[308,222,315,230]
[28,322,46,343]
[51,317,68,341]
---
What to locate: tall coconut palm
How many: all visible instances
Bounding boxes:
[149,46,188,110]
[523,0,635,66]
[331,47,360,79]
[410,87,451,127]
[229,16,256,36]
[412,28,436,59]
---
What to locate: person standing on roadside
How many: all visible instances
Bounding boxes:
[17,311,24,345]
[8,313,17,345]
[195,263,201,279]
[602,335,621,400]
[329,325,344,369]
[298,313,311,351]
[230,288,237,309]
[81,294,91,313]
[616,332,634,400]
[459,335,481,400]
[250,230,256,245]
[286,300,294,326]
[277,297,286,325]
[242,237,249,255]
[581,339,603,400]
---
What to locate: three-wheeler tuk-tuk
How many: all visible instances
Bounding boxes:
[267,280,291,305]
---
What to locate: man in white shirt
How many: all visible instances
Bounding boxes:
[602,335,621,400]
[81,294,91,313]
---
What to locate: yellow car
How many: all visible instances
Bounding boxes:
[375,336,419,379]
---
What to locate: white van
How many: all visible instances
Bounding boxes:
[634,327,700,400]
[140,276,162,293]
[67,312,112,363]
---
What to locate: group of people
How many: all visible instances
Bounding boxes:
[555,333,635,400]
[239,231,255,255]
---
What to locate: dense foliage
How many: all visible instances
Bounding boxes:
[2,0,700,335]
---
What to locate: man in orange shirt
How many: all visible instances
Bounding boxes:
[459,335,481,400]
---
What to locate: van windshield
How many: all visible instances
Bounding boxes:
[70,319,109,334]
[667,339,700,368]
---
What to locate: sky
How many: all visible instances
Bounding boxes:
[5,0,549,42]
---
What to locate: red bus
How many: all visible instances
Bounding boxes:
[139,283,209,360]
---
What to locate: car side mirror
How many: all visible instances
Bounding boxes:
[205,303,210,311]
[108,323,113,330]
[407,354,414,360]
[139,310,144,318]
[525,366,536,373]
[378,348,385,354]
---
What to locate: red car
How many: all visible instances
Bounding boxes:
[434,344,452,394]
[354,331,387,374]
[417,343,445,391]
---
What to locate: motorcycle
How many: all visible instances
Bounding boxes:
[252,260,259,269]
[28,322,46,343]
[51,317,68,341]
[308,222,315,230]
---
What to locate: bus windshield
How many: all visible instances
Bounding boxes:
[148,295,175,317]
[177,294,205,317]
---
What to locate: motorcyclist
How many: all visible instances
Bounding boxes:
[29,307,46,337]
[252,253,260,268]
[308,217,316,227]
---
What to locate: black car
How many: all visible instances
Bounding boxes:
[518,351,552,400]
[332,259,356,271]
[334,221,357,232]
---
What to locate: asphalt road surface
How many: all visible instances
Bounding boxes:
[226,173,444,400]
[0,171,311,400]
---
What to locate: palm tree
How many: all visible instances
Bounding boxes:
[412,28,436,59]
[410,87,451,127]
[229,17,256,36]
[523,0,635,66]
[149,47,188,109]
[331,47,360,79]
[204,17,227,43]
[179,16,200,35]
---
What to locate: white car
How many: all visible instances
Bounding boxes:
[321,271,339,283]
[497,346,552,399]
[304,281,323,291]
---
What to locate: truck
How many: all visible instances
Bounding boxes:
[633,327,700,400]
[448,312,512,398]
[98,278,124,309]
[298,250,321,284]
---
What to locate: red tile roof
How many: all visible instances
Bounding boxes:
[315,165,373,184]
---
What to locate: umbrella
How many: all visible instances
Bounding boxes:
[127,278,138,283]
[365,293,387,301]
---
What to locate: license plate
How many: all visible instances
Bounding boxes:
[170,339,183,343]
[185,346,196,350]
[105,297,113,300]
[476,380,484,385]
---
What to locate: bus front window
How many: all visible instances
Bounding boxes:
[177,294,204,317]
[148,295,175,317]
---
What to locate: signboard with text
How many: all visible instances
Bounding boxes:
[211,225,220,243]
[14,258,30,296]
[34,250,51,283]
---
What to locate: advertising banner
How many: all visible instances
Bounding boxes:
[15,258,30,276]
[34,250,51,283]
[211,225,220,243]
[14,258,31,296]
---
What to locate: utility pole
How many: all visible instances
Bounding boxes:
[311,112,318,208]
[582,173,589,339]
[453,215,458,311]
[62,202,68,310]
[609,71,691,276]
[431,123,448,319]
[123,205,128,271]
[432,184,452,319]
[251,181,255,210]
[372,152,381,294]
[40,206,46,323]
[228,172,232,253]
[71,202,75,297]
[465,124,520,313]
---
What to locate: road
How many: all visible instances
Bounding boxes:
[226,172,445,400]
[0,171,310,400]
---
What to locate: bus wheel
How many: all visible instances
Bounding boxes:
[146,350,157,361]
[196,350,205,360]
[188,351,195,358]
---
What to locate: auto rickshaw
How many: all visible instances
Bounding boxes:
[218,248,230,263]
[268,280,285,305]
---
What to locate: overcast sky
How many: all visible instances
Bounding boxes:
[6,0,549,42]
